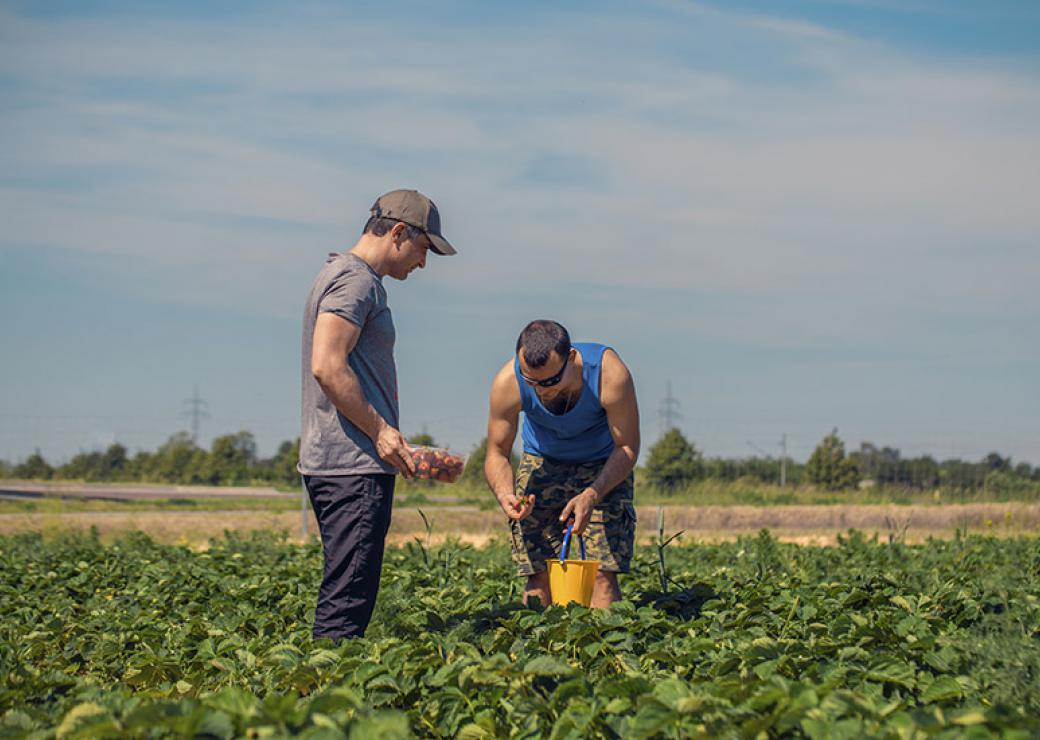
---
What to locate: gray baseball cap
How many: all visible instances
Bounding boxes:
[370,189,457,256]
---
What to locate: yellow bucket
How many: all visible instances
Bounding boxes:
[547,524,599,606]
[548,558,599,606]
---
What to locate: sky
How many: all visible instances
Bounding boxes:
[1,0,1038,467]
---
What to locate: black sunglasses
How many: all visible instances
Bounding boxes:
[520,353,569,388]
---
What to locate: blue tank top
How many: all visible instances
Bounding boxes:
[514,342,615,463]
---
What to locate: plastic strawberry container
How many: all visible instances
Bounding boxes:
[409,446,465,483]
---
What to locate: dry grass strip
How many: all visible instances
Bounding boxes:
[1,502,1036,547]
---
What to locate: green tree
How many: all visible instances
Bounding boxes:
[645,427,703,491]
[204,431,257,485]
[1014,462,1033,479]
[269,438,301,487]
[407,432,437,448]
[57,451,99,481]
[153,432,205,484]
[15,450,54,480]
[126,450,155,481]
[983,452,1010,472]
[100,443,129,479]
[806,428,860,490]
[460,437,516,486]
[59,443,129,482]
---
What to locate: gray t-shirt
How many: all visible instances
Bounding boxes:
[299,253,398,476]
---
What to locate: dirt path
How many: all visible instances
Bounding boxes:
[0,481,290,501]
[1,502,1036,546]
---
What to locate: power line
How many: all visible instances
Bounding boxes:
[657,380,682,438]
[181,385,210,444]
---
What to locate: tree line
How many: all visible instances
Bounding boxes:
[1,432,300,487]
[645,427,1040,494]
[0,431,492,489]
[3,427,1038,494]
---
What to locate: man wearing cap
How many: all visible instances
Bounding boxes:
[484,320,640,608]
[300,189,456,640]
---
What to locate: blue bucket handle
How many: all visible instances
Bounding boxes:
[559,522,586,562]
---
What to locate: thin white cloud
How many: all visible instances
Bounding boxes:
[1,2,1038,463]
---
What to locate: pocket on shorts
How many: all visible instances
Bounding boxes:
[589,503,630,530]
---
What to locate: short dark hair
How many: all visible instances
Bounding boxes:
[516,320,571,368]
[363,216,422,239]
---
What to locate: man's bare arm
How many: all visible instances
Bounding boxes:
[311,312,414,477]
[586,349,640,501]
[560,349,640,533]
[485,361,533,519]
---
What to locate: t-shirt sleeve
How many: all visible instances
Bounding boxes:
[317,269,374,327]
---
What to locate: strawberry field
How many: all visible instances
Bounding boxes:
[2,529,1039,738]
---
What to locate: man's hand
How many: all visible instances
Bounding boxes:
[497,491,535,520]
[559,488,599,535]
[374,423,415,478]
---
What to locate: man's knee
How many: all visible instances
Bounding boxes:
[524,571,551,606]
[590,570,621,608]
[595,570,620,595]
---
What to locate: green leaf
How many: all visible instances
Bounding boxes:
[951,709,987,726]
[523,656,573,677]
[55,702,117,740]
[367,674,401,692]
[625,703,676,738]
[348,710,411,740]
[890,595,914,612]
[864,659,916,689]
[205,687,260,719]
[920,675,963,703]
[196,710,234,740]
[582,641,604,659]
[307,649,341,669]
[802,716,864,739]
[651,678,690,708]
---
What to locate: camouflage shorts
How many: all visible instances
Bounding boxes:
[509,453,636,576]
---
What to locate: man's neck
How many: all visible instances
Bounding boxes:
[348,236,390,276]
[545,383,582,415]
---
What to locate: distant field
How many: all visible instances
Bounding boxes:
[1,479,1037,548]
[1,501,1036,547]
[4,476,1039,509]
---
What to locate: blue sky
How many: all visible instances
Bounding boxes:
[1,0,1038,467]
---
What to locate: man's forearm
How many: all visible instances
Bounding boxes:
[315,365,387,441]
[587,445,638,503]
[484,452,515,499]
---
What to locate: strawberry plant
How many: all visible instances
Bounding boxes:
[2,528,1039,737]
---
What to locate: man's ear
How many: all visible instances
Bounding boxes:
[390,221,408,245]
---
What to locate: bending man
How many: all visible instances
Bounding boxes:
[484,319,640,607]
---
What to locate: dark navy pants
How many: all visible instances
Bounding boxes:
[304,473,395,639]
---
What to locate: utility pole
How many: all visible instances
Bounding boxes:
[749,436,787,487]
[181,385,210,444]
[657,381,682,438]
[301,476,309,539]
